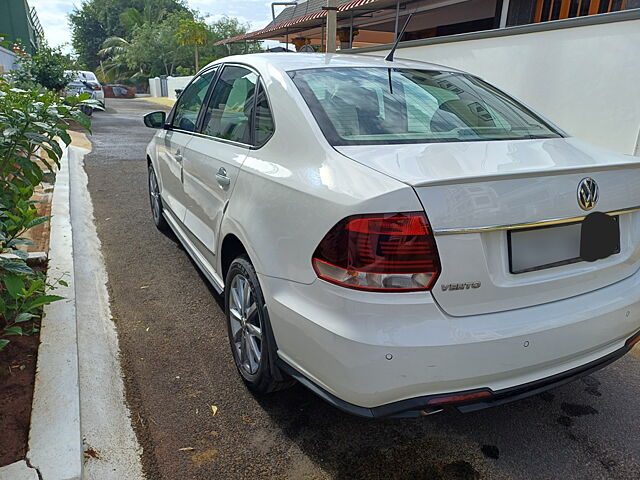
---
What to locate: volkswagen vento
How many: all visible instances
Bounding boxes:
[144,53,640,417]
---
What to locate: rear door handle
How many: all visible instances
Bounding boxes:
[175,149,183,163]
[216,167,231,187]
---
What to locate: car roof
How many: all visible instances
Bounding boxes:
[66,70,97,77]
[206,53,464,75]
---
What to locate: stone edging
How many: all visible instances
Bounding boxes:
[27,145,83,480]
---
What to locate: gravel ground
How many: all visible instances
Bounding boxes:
[83,99,640,480]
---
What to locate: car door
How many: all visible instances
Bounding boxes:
[181,65,263,266]
[156,68,217,222]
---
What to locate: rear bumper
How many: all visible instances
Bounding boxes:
[278,331,639,418]
[261,267,640,411]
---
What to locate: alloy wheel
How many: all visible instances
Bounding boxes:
[148,167,161,223]
[229,273,262,375]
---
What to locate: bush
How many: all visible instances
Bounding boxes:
[0,78,94,351]
[11,43,75,92]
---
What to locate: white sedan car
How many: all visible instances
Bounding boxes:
[65,70,105,107]
[144,53,640,417]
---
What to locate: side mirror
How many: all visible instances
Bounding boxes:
[175,88,184,97]
[144,111,166,129]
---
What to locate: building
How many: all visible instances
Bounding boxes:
[0,0,43,55]
[217,1,640,156]
[217,0,639,51]
[0,45,16,74]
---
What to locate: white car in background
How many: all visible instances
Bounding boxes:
[65,70,105,107]
[143,53,640,418]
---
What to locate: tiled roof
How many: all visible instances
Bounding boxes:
[269,0,327,27]
[216,0,384,45]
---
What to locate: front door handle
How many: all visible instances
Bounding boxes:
[175,151,183,163]
[216,167,231,187]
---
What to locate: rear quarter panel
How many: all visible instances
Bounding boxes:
[219,62,421,284]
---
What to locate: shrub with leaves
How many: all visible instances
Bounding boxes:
[0,78,94,351]
[11,43,75,92]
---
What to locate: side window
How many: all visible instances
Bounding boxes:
[201,66,258,144]
[254,83,274,147]
[171,69,216,132]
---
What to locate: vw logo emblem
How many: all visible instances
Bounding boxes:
[577,177,599,211]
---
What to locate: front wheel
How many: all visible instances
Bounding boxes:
[225,256,294,394]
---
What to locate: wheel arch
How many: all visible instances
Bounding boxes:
[220,233,249,281]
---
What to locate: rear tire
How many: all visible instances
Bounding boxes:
[148,164,170,232]
[225,256,294,394]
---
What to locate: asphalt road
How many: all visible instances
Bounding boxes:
[85,99,640,480]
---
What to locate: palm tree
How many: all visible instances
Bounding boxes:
[98,37,136,82]
[119,6,167,34]
[175,20,209,72]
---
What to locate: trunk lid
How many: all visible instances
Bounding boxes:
[336,138,640,316]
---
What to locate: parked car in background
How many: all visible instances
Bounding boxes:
[143,53,640,418]
[65,70,105,107]
[63,80,98,116]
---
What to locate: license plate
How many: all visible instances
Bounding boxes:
[508,213,619,274]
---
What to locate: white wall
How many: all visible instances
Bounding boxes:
[0,45,16,74]
[362,18,640,155]
[167,75,194,100]
[148,77,161,97]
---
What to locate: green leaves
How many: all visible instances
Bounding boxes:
[4,325,23,336]
[26,216,51,230]
[3,274,25,298]
[14,312,36,323]
[0,77,89,353]
[72,110,92,131]
[12,43,74,92]
[23,295,64,313]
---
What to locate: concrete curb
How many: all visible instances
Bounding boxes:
[0,461,38,480]
[27,146,83,480]
[69,137,145,479]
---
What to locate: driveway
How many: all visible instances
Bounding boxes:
[84,98,640,480]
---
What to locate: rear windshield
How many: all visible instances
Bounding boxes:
[289,67,561,145]
[67,71,98,83]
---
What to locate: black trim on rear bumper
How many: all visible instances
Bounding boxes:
[277,332,639,418]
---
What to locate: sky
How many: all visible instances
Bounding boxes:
[28,0,282,53]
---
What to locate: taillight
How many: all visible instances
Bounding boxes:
[312,212,441,292]
[91,83,101,90]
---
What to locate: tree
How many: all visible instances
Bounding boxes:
[175,19,209,72]
[119,5,168,34]
[98,36,134,81]
[68,5,108,70]
[69,0,189,70]
[201,16,263,63]
[92,7,259,83]
[99,10,193,81]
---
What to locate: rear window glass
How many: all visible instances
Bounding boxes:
[67,71,98,83]
[289,67,561,145]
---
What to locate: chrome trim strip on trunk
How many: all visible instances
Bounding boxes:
[434,206,640,235]
[412,162,640,187]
